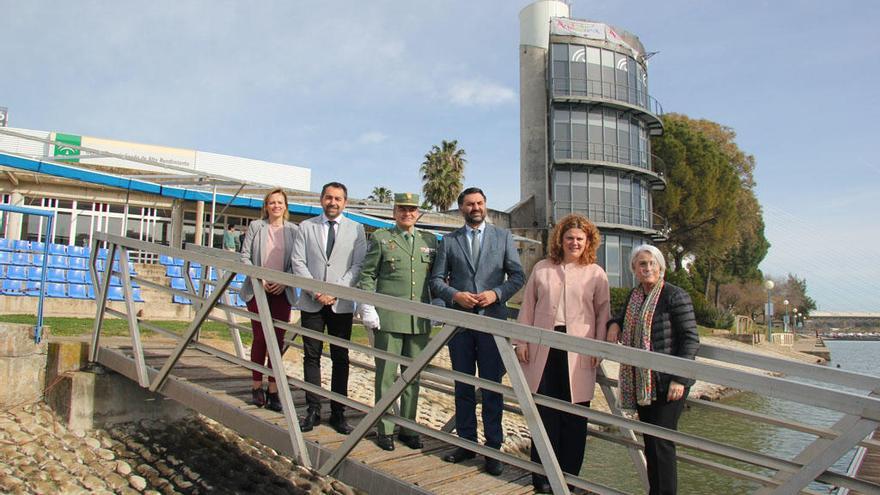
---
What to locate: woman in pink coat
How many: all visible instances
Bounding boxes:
[514,213,611,493]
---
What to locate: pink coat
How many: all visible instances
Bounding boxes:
[514,259,611,404]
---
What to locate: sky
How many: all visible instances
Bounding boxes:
[2,1,878,312]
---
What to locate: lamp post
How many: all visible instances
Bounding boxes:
[764,279,775,342]
[783,299,790,332]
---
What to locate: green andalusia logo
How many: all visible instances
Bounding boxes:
[53,133,82,162]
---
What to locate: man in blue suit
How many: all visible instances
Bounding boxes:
[430,187,525,476]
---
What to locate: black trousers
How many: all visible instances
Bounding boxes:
[530,326,590,476]
[301,306,353,413]
[448,328,505,448]
[637,393,687,495]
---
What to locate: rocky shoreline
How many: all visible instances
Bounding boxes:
[0,401,363,495]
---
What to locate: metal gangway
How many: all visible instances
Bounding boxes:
[87,233,880,494]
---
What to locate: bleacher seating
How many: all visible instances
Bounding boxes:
[69,257,88,270]
[47,268,67,283]
[0,239,146,303]
[68,284,89,299]
[27,267,43,281]
[67,270,88,284]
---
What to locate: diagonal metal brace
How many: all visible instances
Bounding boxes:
[148,270,234,392]
[493,335,569,495]
[317,324,458,476]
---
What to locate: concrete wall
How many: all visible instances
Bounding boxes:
[0,323,47,407]
[518,44,549,230]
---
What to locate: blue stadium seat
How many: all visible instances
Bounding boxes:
[170,277,188,291]
[12,240,30,251]
[47,268,67,282]
[0,239,12,251]
[68,284,89,299]
[0,252,11,265]
[30,241,46,252]
[7,265,27,280]
[11,253,29,265]
[96,248,108,259]
[1,280,25,295]
[107,286,124,301]
[27,267,43,281]
[25,281,41,296]
[0,265,5,279]
[67,270,89,285]
[110,275,122,287]
[159,255,175,265]
[68,257,88,270]
[188,266,202,279]
[30,254,44,266]
[132,288,145,303]
[47,283,66,298]
[233,272,246,283]
[165,265,183,277]
[173,294,192,305]
[48,255,69,268]
[48,243,67,255]
[87,285,96,299]
[68,245,89,258]
[95,259,106,272]
[229,280,243,291]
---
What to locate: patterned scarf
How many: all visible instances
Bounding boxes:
[618,279,664,411]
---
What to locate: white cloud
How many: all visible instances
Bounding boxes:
[448,79,516,107]
[357,131,389,145]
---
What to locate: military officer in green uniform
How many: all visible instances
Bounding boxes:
[357,192,437,452]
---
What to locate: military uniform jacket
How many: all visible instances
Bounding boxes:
[357,226,437,334]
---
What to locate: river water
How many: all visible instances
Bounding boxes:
[581,340,880,494]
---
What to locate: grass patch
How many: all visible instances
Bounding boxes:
[0,314,374,346]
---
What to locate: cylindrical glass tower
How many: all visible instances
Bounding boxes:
[516,1,667,287]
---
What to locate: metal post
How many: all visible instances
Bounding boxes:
[764,279,775,343]
[35,214,53,343]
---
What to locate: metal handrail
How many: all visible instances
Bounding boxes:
[552,201,655,229]
[551,140,668,177]
[550,77,663,117]
[87,232,880,495]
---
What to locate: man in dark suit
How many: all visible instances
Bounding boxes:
[429,187,525,476]
[291,181,367,434]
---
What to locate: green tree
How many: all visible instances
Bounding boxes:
[652,114,741,271]
[368,186,393,203]
[420,140,466,211]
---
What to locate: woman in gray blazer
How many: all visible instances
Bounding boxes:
[240,188,299,411]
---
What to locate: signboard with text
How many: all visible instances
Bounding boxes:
[0,107,8,127]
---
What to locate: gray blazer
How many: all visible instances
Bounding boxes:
[429,223,525,320]
[291,214,367,314]
[239,219,299,306]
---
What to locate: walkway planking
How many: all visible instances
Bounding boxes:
[852,427,880,495]
[96,340,547,495]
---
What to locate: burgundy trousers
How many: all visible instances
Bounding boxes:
[246,292,291,382]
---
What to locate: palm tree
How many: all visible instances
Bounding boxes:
[368,186,393,203]
[420,140,466,211]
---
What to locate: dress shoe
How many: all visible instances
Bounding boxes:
[376,434,395,451]
[443,447,476,463]
[485,456,504,476]
[251,387,266,408]
[398,434,423,450]
[328,411,353,434]
[532,474,551,493]
[265,390,283,412]
[299,408,321,432]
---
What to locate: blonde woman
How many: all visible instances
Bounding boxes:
[240,188,299,411]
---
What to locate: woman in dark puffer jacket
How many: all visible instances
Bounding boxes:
[607,244,699,495]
